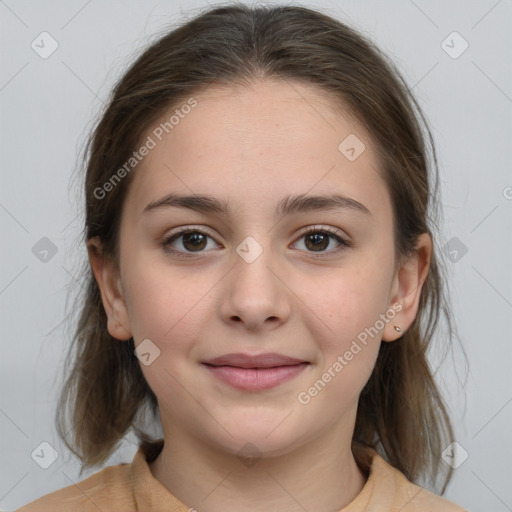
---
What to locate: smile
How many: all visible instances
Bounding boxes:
[202,363,310,391]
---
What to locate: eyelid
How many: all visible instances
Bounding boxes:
[163,225,218,239]
[295,224,347,238]
[163,224,347,240]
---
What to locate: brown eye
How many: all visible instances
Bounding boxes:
[162,228,219,257]
[293,227,350,257]
[304,232,330,252]
[180,231,208,251]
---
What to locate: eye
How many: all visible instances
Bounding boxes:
[161,225,351,258]
[292,226,350,257]
[161,227,219,257]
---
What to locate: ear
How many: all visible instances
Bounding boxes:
[382,232,432,342]
[87,237,132,341]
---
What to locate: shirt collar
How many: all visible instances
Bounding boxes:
[131,440,190,511]
[129,440,397,511]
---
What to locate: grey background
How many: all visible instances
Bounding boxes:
[1,1,511,510]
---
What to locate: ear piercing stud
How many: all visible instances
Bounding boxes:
[394,326,402,332]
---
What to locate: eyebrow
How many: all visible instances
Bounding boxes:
[142,192,371,218]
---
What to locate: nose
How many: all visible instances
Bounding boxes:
[219,240,291,332]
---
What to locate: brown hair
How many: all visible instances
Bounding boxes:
[57,2,460,494]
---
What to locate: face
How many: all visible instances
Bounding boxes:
[95,79,423,459]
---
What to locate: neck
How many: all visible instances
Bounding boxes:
[148,417,367,512]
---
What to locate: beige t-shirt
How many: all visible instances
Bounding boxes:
[17,442,467,511]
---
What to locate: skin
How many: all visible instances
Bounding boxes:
[88,78,431,511]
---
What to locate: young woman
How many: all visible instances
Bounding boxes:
[18,3,466,511]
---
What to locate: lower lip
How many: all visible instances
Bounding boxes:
[203,363,309,391]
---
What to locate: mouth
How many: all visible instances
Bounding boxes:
[201,352,310,391]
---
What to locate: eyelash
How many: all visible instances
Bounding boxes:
[161,225,351,259]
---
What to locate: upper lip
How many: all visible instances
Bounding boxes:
[202,352,309,368]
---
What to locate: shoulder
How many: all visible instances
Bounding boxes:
[394,479,466,511]
[349,445,467,512]
[394,476,466,511]
[373,452,467,511]
[15,461,135,512]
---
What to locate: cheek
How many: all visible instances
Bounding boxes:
[312,264,392,344]
[301,255,393,396]
[122,254,210,348]
[296,270,387,416]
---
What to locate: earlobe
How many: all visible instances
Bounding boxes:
[87,237,132,341]
[382,233,432,342]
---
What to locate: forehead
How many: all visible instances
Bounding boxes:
[124,79,391,222]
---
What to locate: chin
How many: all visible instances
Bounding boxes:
[203,415,313,460]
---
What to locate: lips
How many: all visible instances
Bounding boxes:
[202,352,308,369]
[202,352,310,391]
